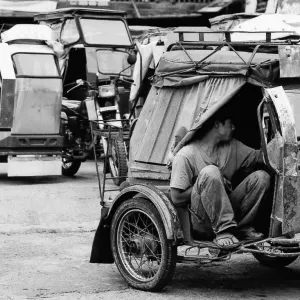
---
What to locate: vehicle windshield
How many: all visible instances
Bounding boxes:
[80,18,132,46]
[96,49,133,77]
[13,53,59,77]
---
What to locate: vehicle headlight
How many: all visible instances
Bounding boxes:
[98,84,116,98]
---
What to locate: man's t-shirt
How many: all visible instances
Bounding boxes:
[170,138,261,191]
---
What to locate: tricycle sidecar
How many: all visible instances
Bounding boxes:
[35,8,136,180]
[0,24,63,176]
[90,30,300,291]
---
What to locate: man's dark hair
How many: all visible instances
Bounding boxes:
[193,103,236,139]
[212,104,236,125]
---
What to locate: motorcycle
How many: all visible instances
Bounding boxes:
[61,71,133,184]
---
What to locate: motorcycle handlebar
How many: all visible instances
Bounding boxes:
[65,79,94,94]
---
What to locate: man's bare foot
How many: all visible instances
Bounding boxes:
[213,232,240,249]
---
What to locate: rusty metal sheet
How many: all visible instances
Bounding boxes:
[279,45,300,78]
[283,86,300,137]
[269,177,283,237]
[265,87,298,175]
[12,78,62,135]
[0,79,15,128]
[269,174,300,237]
[266,131,284,173]
[282,175,300,234]
[266,86,300,236]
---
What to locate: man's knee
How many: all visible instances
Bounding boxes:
[193,165,223,195]
[198,165,222,182]
[250,170,271,190]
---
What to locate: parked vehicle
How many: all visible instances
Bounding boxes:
[90,29,300,291]
[60,49,135,181]
[0,24,63,176]
[35,8,137,179]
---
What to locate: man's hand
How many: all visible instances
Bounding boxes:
[167,151,174,170]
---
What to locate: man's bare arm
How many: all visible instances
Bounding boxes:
[170,186,193,207]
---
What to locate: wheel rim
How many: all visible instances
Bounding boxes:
[117,209,163,282]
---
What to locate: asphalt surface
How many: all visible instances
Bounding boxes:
[1,161,300,300]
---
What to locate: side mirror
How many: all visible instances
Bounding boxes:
[127,52,137,65]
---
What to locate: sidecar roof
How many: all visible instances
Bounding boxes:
[1,24,55,43]
[153,49,279,88]
[34,7,126,22]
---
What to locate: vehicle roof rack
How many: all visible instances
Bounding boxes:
[166,30,300,51]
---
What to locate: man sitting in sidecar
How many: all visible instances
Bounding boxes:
[170,106,271,249]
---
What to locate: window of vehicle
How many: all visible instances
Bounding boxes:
[60,18,80,45]
[13,53,59,77]
[96,49,133,77]
[80,18,132,47]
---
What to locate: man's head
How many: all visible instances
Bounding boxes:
[211,105,236,142]
[195,104,236,143]
[214,118,235,142]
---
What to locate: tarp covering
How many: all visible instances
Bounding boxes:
[209,13,259,32]
[231,14,300,42]
[137,48,281,156]
[173,77,246,155]
[152,50,279,87]
[131,76,246,164]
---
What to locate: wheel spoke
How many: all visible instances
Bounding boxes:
[145,259,156,278]
[145,241,161,261]
[123,220,160,243]
[123,222,136,237]
[121,236,131,247]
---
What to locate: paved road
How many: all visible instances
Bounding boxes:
[1,161,300,300]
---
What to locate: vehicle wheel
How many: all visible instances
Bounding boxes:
[109,139,128,186]
[111,198,177,291]
[253,253,298,268]
[62,159,81,176]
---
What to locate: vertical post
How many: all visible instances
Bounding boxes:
[90,121,103,206]
[225,32,231,42]
[131,0,141,18]
[266,0,279,13]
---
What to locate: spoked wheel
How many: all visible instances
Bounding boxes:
[62,157,81,176]
[109,139,128,186]
[111,198,177,291]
